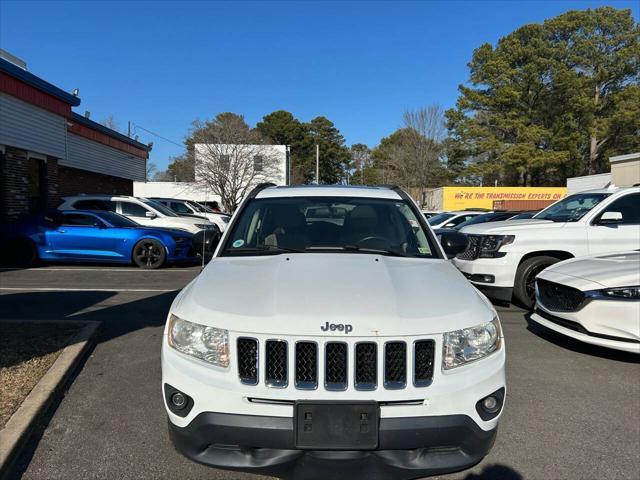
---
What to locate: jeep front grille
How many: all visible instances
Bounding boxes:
[237,338,435,391]
[295,341,318,389]
[325,342,348,390]
[237,338,258,385]
[265,340,288,387]
[355,342,377,390]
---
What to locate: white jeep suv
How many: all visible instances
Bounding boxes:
[58,195,216,234]
[454,187,640,308]
[162,184,506,479]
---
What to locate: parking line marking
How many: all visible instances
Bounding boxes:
[0,287,175,292]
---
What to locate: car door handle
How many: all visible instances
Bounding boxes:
[57,229,66,233]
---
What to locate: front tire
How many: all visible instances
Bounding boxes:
[132,239,166,269]
[513,255,560,309]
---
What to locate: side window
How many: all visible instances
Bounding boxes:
[601,193,640,225]
[171,202,191,214]
[448,215,471,227]
[61,213,100,226]
[73,199,117,211]
[119,201,149,218]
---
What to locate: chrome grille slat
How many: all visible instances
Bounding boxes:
[265,340,288,388]
[355,342,377,391]
[295,341,318,389]
[237,337,258,385]
[384,342,407,389]
[325,342,348,391]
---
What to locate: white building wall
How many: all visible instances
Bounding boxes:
[133,181,220,203]
[194,144,287,186]
[566,173,612,194]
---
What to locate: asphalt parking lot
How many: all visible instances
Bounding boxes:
[1,265,639,480]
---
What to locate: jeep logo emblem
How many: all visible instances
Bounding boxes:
[320,322,353,334]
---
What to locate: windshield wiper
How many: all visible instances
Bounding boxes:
[343,245,409,257]
[227,245,306,255]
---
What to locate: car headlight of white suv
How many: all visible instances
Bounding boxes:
[167,314,229,367]
[443,317,502,370]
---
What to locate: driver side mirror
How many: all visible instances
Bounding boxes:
[145,211,157,219]
[599,211,622,225]
[438,231,468,259]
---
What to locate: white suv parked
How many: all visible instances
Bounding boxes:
[454,187,640,308]
[162,184,506,479]
[150,197,231,232]
[58,195,216,234]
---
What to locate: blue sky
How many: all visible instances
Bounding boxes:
[1,0,638,170]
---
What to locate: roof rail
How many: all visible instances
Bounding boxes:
[247,182,276,199]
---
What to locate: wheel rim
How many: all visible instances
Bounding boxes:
[525,264,549,301]
[135,242,162,267]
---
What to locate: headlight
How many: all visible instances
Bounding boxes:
[443,317,502,370]
[195,223,215,230]
[167,314,229,367]
[478,235,515,258]
[600,286,640,299]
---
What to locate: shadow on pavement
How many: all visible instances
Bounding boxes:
[525,314,640,364]
[461,464,523,479]
[0,290,178,368]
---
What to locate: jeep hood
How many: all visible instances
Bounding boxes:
[172,254,495,336]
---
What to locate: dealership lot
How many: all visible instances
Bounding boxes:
[1,266,638,480]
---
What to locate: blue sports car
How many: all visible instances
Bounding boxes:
[1,210,197,269]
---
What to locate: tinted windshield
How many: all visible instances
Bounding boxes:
[222,196,438,258]
[143,199,178,217]
[95,211,140,227]
[427,213,455,225]
[534,193,610,222]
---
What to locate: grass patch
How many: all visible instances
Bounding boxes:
[0,322,80,430]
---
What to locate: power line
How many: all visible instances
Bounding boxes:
[132,124,184,148]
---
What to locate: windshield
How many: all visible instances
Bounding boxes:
[143,199,178,217]
[187,200,207,212]
[96,211,140,228]
[428,213,455,225]
[534,193,610,222]
[221,196,439,258]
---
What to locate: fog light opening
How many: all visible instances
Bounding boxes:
[475,387,505,421]
[164,384,193,417]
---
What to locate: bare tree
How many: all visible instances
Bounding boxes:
[191,114,281,212]
[376,105,447,191]
[101,114,120,132]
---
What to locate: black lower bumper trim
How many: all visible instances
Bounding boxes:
[168,412,497,479]
[472,284,513,303]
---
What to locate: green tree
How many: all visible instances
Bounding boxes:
[304,116,352,184]
[257,110,312,183]
[446,7,639,185]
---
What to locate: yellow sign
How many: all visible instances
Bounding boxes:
[441,186,567,211]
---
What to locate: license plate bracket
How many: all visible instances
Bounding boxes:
[295,401,379,450]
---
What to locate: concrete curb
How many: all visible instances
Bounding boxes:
[0,320,101,479]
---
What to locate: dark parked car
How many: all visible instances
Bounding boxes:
[0,210,199,269]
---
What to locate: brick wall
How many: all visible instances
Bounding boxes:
[0,147,30,221]
[58,165,133,198]
[46,156,59,208]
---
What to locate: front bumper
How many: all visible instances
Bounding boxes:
[454,253,523,303]
[168,411,497,479]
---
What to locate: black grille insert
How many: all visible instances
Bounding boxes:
[265,340,287,387]
[325,342,348,390]
[295,342,318,389]
[414,340,435,386]
[237,338,258,385]
[537,278,585,312]
[355,342,377,390]
[384,342,406,389]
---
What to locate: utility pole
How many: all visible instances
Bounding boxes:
[127,121,131,138]
[315,144,320,184]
